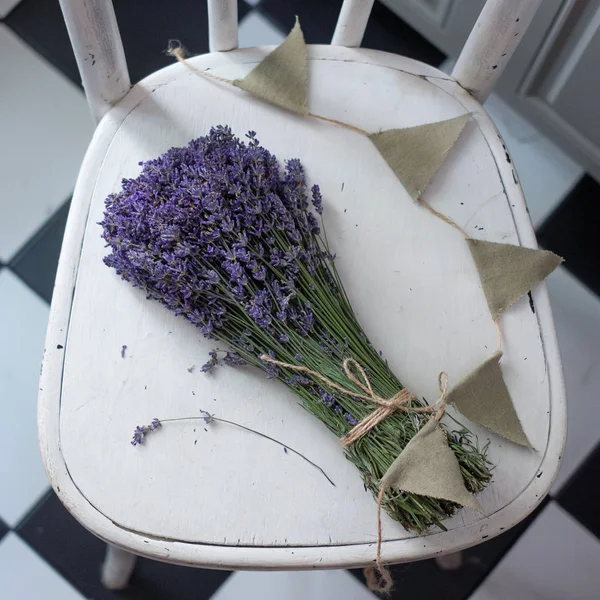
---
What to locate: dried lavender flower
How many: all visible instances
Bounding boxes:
[223,351,246,367]
[201,350,219,373]
[344,412,358,426]
[200,409,214,424]
[131,419,161,445]
[131,426,146,446]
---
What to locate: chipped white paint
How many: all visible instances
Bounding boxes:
[331,0,375,47]
[39,46,565,570]
[58,0,130,121]
[452,0,543,102]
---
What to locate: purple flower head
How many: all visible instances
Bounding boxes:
[319,389,336,408]
[223,351,247,367]
[200,409,214,424]
[307,213,320,234]
[205,270,219,285]
[201,350,219,373]
[311,185,323,214]
[131,425,146,446]
[131,418,161,445]
[100,126,338,387]
[344,412,359,426]
[290,374,310,385]
[319,341,333,355]
[251,264,267,281]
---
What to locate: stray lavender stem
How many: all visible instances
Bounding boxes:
[158,416,336,487]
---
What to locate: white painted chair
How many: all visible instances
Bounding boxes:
[40,0,563,590]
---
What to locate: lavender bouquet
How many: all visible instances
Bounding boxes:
[101,126,491,533]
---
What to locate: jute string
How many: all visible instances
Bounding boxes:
[260,355,449,593]
[366,371,449,594]
[168,45,371,137]
[168,45,234,84]
[417,198,467,237]
[260,356,447,446]
[494,316,503,352]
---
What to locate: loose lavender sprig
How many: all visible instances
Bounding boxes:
[103,126,491,532]
[131,410,335,486]
[131,417,161,445]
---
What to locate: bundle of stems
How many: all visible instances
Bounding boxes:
[101,126,492,533]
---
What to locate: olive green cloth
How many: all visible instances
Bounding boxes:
[233,17,308,115]
[448,351,533,448]
[467,238,563,318]
[381,419,483,512]
[368,114,470,201]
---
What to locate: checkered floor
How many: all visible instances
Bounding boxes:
[1,1,600,598]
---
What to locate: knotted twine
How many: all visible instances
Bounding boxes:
[261,354,449,593]
[260,356,447,444]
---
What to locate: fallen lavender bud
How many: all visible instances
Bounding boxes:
[201,350,219,374]
[131,418,161,445]
[200,409,214,424]
[222,351,247,367]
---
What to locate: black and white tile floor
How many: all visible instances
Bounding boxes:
[1,1,599,598]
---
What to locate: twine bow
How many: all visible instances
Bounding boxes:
[260,355,448,447]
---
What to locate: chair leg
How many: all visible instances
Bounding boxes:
[435,551,464,571]
[101,544,137,590]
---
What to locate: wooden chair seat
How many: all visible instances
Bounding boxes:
[39,44,565,571]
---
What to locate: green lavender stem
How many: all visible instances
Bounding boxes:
[160,415,336,487]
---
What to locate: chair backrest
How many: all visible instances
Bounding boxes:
[59,0,541,122]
